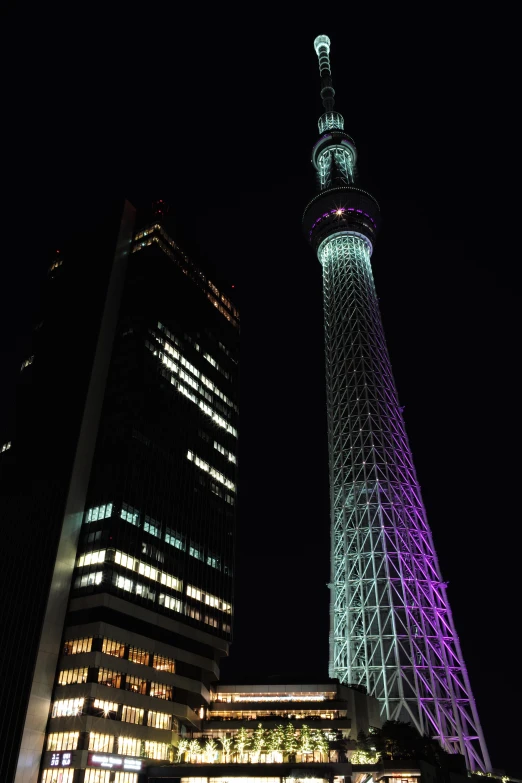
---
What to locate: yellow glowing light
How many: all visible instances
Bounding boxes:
[335,209,343,215]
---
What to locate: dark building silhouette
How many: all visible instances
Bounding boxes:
[0,200,239,782]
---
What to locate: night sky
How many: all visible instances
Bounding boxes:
[1,8,519,777]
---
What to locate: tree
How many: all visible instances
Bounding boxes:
[311,729,330,761]
[234,727,251,761]
[266,725,285,755]
[176,739,189,762]
[218,735,233,763]
[205,738,218,762]
[299,724,313,758]
[283,722,298,760]
[188,739,201,761]
[252,724,266,761]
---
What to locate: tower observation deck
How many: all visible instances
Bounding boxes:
[303,35,490,772]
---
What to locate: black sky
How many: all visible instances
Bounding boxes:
[1,6,519,777]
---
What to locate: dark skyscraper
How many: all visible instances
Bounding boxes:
[303,36,489,772]
[0,201,239,782]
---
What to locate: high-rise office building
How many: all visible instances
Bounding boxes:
[0,201,239,783]
[303,36,490,772]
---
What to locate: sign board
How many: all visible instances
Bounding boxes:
[88,754,142,771]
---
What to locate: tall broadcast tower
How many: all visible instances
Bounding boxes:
[303,36,490,772]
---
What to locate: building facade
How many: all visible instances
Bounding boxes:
[144,679,381,783]
[302,36,490,772]
[0,201,239,783]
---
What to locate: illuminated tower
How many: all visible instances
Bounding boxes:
[303,35,490,772]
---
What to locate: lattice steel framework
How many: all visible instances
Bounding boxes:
[303,36,491,773]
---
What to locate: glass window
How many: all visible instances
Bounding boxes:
[159,594,182,612]
[84,771,111,783]
[41,770,74,783]
[150,682,173,700]
[75,571,103,588]
[52,698,84,718]
[98,669,122,688]
[93,699,119,715]
[153,654,175,673]
[125,674,147,694]
[121,502,139,525]
[128,646,149,665]
[165,529,185,550]
[102,638,126,657]
[63,637,92,655]
[77,550,106,567]
[86,503,113,523]
[122,705,144,724]
[47,732,79,751]
[88,732,114,752]
[114,774,138,783]
[144,515,161,537]
[57,668,88,685]
[118,736,141,756]
[147,710,172,729]
[145,741,170,760]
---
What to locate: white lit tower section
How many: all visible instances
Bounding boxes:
[303,35,490,772]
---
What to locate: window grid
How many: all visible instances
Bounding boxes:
[98,669,122,688]
[150,682,173,700]
[122,705,144,724]
[153,654,175,673]
[47,732,79,751]
[52,698,84,718]
[88,732,114,752]
[63,637,92,655]
[57,668,88,685]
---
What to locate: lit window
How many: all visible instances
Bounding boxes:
[159,593,182,612]
[63,637,92,655]
[136,581,156,600]
[214,440,237,463]
[114,775,137,783]
[116,575,133,592]
[88,732,114,752]
[86,503,113,522]
[159,572,182,591]
[98,669,122,688]
[128,647,149,665]
[147,710,173,730]
[186,584,231,614]
[165,528,185,550]
[121,502,139,525]
[125,675,147,694]
[93,699,119,715]
[189,545,203,561]
[114,551,134,569]
[145,741,170,760]
[84,771,111,783]
[47,732,79,751]
[122,705,144,724]
[204,615,219,628]
[77,550,106,567]
[118,736,141,756]
[52,698,84,718]
[139,562,158,580]
[150,682,173,700]
[102,638,125,657]
[187,450,235,492]
[41,770,74,783]
[57,668,88,685]
[1,441,11,453]
[153,654,175,673]
[75,570,103,588]
[144,515,161,537]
